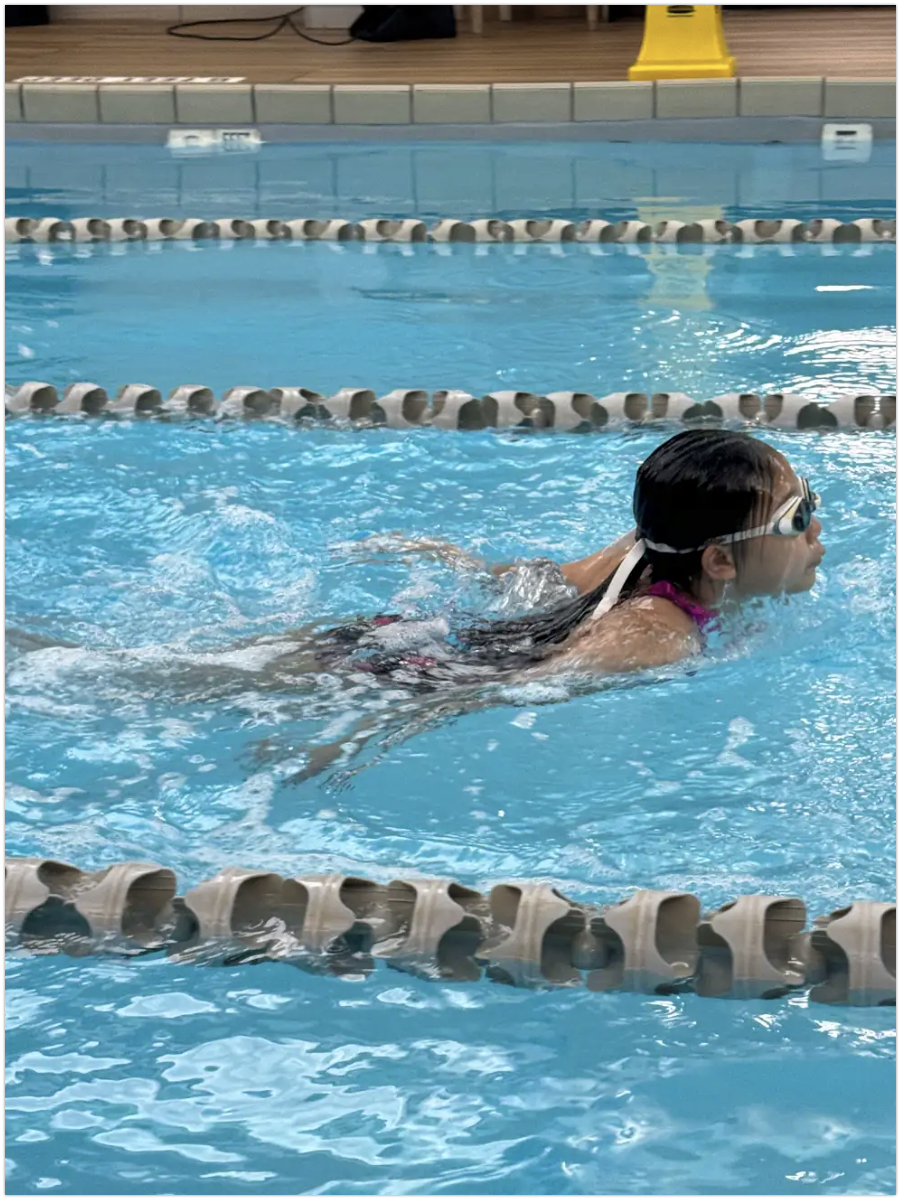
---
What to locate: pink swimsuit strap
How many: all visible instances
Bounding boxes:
[645,581,717,632]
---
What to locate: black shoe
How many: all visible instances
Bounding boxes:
[348,6,391,39]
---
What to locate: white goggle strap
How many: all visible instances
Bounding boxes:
[645,490,817,554]
[724,494,801,544]
[590,539,648,621]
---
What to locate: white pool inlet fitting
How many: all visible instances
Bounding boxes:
[822,122,874,164]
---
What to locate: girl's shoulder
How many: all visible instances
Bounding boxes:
[554,596,700,674]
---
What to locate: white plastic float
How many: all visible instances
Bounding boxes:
[5,857,894,1007]
[7,383,894,430]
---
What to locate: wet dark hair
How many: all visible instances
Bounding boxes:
[455,429,780,668]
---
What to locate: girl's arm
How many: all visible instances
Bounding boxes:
[558,530,637,593]
[345,530,638,595]
[291,690,492,785]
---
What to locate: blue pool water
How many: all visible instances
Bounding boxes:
[5,138,897,223]
[5,139,897,1196]
[5,242,896,401]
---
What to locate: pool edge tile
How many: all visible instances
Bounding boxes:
[6,83,23,123]
[573,81,653,121]
[491,83,572,123]
[332,85,411,125]
[21,83,99,123]
[654,79,738,120]
[738,77,824,118]
[823,78,896,119]
[253,84,333,124]
[174,83,254,125]
[98,85,176,125]
[413,84,491,125]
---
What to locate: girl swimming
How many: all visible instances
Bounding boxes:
[6,429,824,782]
[264,428,823,779]
[317,427,824,683]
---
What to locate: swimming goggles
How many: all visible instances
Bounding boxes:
[643,479,820,554]
[727,478,820,543]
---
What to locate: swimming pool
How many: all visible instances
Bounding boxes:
[5,138,897,1196]
[5,137,897,223]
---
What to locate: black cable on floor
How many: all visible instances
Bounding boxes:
[165,6,356,46]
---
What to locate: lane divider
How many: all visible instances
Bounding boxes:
[5,383,896,430]
[5,215,897,245]
[5,858,894,1005]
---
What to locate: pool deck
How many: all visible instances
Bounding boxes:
[5,6,896,84]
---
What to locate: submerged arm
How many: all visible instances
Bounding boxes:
[291,688,494,786]
[285,593,699,786]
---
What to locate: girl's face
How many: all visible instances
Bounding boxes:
[729,455,824,598]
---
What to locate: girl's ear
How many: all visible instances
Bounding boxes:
[700,543,737,581]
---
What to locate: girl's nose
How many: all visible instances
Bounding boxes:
[807,515,822,541]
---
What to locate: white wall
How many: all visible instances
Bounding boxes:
[49,5,182,19]
[49,5,361,25]
[177,5,315,19]
[303,6,361,28]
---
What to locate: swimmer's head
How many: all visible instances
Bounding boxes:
[634,429,824,600]
[457,429,824,669]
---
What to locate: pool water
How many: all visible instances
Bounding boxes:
[5,138,897,223]
[5,139,897,1196]
[5,242,896,402]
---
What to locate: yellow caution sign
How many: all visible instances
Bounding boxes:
[629,5,736,80]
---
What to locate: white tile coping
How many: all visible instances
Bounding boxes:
[491,82,572,122]
[5,78,896,124]
[655,78,738,119]
[412,84,492,124]
[332,84,411,125]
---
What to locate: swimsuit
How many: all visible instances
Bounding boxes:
[644,581,717,633]
[317,614,462,689]
[354,615,441,676]
[319,579,716,687]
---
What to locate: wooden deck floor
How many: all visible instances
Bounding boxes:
[5,6,896,84]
